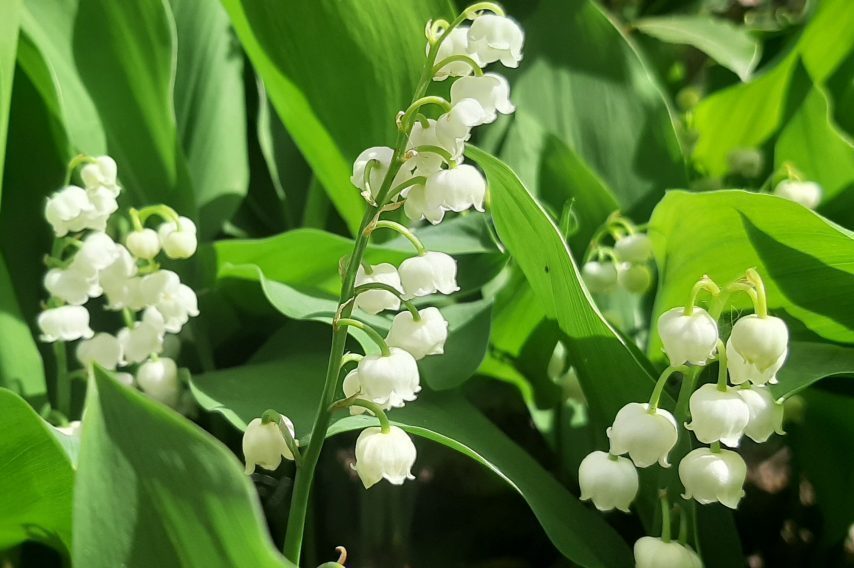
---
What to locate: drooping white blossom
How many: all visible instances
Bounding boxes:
[467,14,524,68]
[578,451,638,513]
[351,146,395,203]
[685,384,750,447]
[617,263,652,294]
[450,73,515,124]
[386,307,448,360]
[774,180,822,209]
[72,232,122,276]
[243,415,296,475]
[80,156,119,194]
[126,228,161,260]
[356,348,421,409]
[435,98,487,145]
[342,370,373,415]
[76,332,122,371]
[43,266,101,306]
[431,26,482,80]
[658,307,719,366]
[581,261,618,294]
[136,356,181,407]
[398,252,459,298]
[406,119,464,176]
[726,315,788,385]
[139,270,199,333]
[353,426,417,489]
[44,186,95,237]
[737,385,785,443]
[679,447,746,509]
[158,216,198,259]
[354,263,403,315]
[634,537,703,568]
[99,246,143,310]
[614,234,653,264]
[403,183,446,225]
[423,164,486,214]
[608,402,679,468]
[38,305,94,342]
[117,308,166,364]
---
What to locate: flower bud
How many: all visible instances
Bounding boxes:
[617,263,652,294]
[44,186,95,236]
[114,372,135,387]
[158,216,197,259]
[581,261,617,293]
[354,263,402,314]
[356,348,420,409]
[43,266,101,305]
[634,537,702,568]
[386,307,448,360]
[679,447,746,509]
[685,384,750,447]
[242,415,296,474]
[431,26,481,80]
[774,180,821,209]
[607,402,678,468]
[353,426,417,489]
[80,155,118,192]
[658,307,718,366]
[737,385,785,443]
[136,357,181,407]
[726,315,788,385]
[398,252,459,298]
[38,306,94,342]
[450,73,515,124]
[578,451,638,512]
[726,147,764,178]
[76,332,122,371]
[467,14,524,68]
[423,164,486,214]
[614,234,653,263]
[126,228,162,260]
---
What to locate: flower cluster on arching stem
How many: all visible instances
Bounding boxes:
[242,2,524,490]
[578,268,787,567]
[39,155,200,420]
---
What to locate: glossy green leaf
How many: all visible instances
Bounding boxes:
[170,0,248,238]
[192,351,634,567]
[0,388,72,553]
[0,0,21,192]
[73,0,194,214]
[220,0,453,234]
[648,190,854,355]
[499,0,685,217]
[74,367,294,567]
[772,342,854,399]
[634,15,761,81]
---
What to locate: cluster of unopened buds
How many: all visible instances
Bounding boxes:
[242,2,524,489]
[578,268,787,567]
[581,215,654,297]
[39,155,199,417]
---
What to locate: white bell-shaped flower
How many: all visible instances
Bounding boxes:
[353,425,417,489]
[398,252,459,298]
[679,447,746,509]
[467,14,524,68]
[386,307,448,360]
[351,146,394,203]
[406,119,464,176]
[99,246,143,310]
[38,305,94,342]
[774,180,822,209]
[356,348,420,408]
[72,232,122,276]
[581,261,617,294]
[634,537,703,568]
[126,228,161,260]
[354,263,403,314]
[614,234,653,263]
[658,307,719,366]
[242,415,296,474]
[450,73,515,124]
[685,384,750,447]
[43,266,101,305]
[726,315,788,385]
[617,263,652,294]
[158,216,197,260]
[424,164,486,213]
[44,186,95,236]
[737,385,785,443]
[435,99,487,145]
[139,270,199,333]
[431,26,482,80]
[342,370,376,415]
[607,402,679,468]
[84,185,118,228]
[76,332,122,371]
[136,357,181,407]
[117,308,165,364]
[578,451,638,513]
[403,184,446,225]
[80,156,119,194]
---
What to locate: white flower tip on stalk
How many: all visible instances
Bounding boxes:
[354,263,403,315]
[406,119,464,176]
[634,537,703,568]
[386,307,449,360]
[117,308,166,365]
[342,370,370,416]
[76,332,122,371]
[685,384,750,448]
[578,451,638,513]
[73,231,122,277]
[450,73,515,124]
[139,269,199,333]
[80,155,118,192]
[351,146,394,203]
[430,26,482,81]
[136,357,181,408]
[44,265,102,306]
[737,385,785,443]
[38,305,94,343]
[617,262,652,294]
[774,180,822,209]
[423,164,487,214]
[356,348,421,409]
[614,234,653,264]
[679,447,746,509]
[581,261,617,294]
[158,216,197,259]
[126,228,162,260]
[353,425,417,489]
[404,184,446,225]
[467,14,524,68]
[44,186,95,237]
[657,307,719,367]
[56,420,83,438]
[607,402,678,468]
[726,314,788,385]
[242,415,296,475]
[398,251,459,298]
[435,98,486,144]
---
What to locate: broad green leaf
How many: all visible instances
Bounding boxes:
[20,0,106,154]
[500,0,686,217]
[220,0,453,234]
[73,0,195,214]
[0,0,22,193]
[634,15,761,81]
[772,342,854,399]
[0,388,73,553]
[648,191,854,355]
[74,368,294,567]
[192,352,634,567]
[170,0,248,239]
[0,255,46,401]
